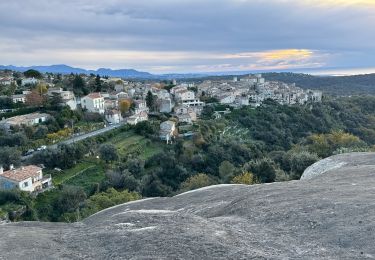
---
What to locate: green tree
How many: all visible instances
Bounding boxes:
[55,186,87,215]
[307,131,365,157]
[180,173,216,192]
[94,75,102,92]
[219,160,236,183]
[134,121,157,136]
[23,69,42,79]
[72,75,88,96]
[99,144,118,163]
[122,170,140,192]
[0,147,21,169]
[80,188,140,218]
[48,92,63,109]
[244,158,277,183]
[146,91,155,111]
[288,151,320,179]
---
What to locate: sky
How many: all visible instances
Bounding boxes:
[0,0,375,74]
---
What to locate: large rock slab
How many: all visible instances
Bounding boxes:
[1,152,375,259]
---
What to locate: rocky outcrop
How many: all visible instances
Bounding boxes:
[1,152,375,259]
[301,152,375,180]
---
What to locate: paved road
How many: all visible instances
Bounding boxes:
[51,122,125,148]
[22,122,126,161]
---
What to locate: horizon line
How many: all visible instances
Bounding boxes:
[2,64,375,77]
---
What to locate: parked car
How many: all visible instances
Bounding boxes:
[25,149,35,156]
[37,145,47,151]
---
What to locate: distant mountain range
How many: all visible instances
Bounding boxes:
[2,64,375,95]
[2,64,375,82]
[0,64,207,79]
[0,64,318,79]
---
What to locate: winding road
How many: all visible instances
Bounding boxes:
[22,122,126,161]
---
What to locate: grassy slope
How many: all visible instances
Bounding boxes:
[45,130,162,193]
[52,161,97,185]
[107,130,163,160]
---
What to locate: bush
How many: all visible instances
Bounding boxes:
[231,172,256,185]
[180,173,217,192]
[244,158,277,183]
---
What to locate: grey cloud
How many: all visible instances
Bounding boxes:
[0,0,374,72]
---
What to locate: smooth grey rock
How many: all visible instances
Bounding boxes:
[1,152,375,259]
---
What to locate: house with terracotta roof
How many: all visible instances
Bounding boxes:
[0,165,52,193]
[81,92,105,114]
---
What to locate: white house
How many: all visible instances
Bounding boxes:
[0,113,51,130]
[111,92,128,100]
[22,78,38,86]
[127,111,148,125]
[81,93,105,114]
[0,165,52,193]
[154,89,170,100]
[177,113,194,124]
[105,109,123,124]
[160,98,174,113]
[307,90,323,102]
[11,94,26,104]
[181,99,205,108]
[114,84,125,92]
[160,120,177,144]
[0,78,13,86]
[175,105,197,124]
[48,88,77,110]
[175,90,195,102]
[217,94,236,104]
[235,96,250,106]
[104,99,118,110]
[133,100,149,114]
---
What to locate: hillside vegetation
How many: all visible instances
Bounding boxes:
[3,96,375,222]
[263,72,375,95]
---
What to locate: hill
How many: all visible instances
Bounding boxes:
[0,65,154,79]
[2,64,375,94]
[262,72,375,95]
[0,152,374,259]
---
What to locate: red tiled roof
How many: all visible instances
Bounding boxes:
[1,165,42,182]
[86,93,102,99]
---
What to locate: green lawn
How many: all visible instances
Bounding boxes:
[52,161,97,185]
[107,130,163,160]
[45,129,162,195]
[64,165,105,194]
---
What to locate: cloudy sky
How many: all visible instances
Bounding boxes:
[0,0,375,74]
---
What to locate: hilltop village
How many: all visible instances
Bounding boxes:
[4,68,361,223]
[0,71,322,136]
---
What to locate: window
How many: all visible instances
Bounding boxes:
[23,181,29,187]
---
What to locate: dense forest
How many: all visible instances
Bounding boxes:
[2,95,375,222]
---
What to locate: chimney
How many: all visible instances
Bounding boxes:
[0,166,3,175]
[9,164,14,170]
